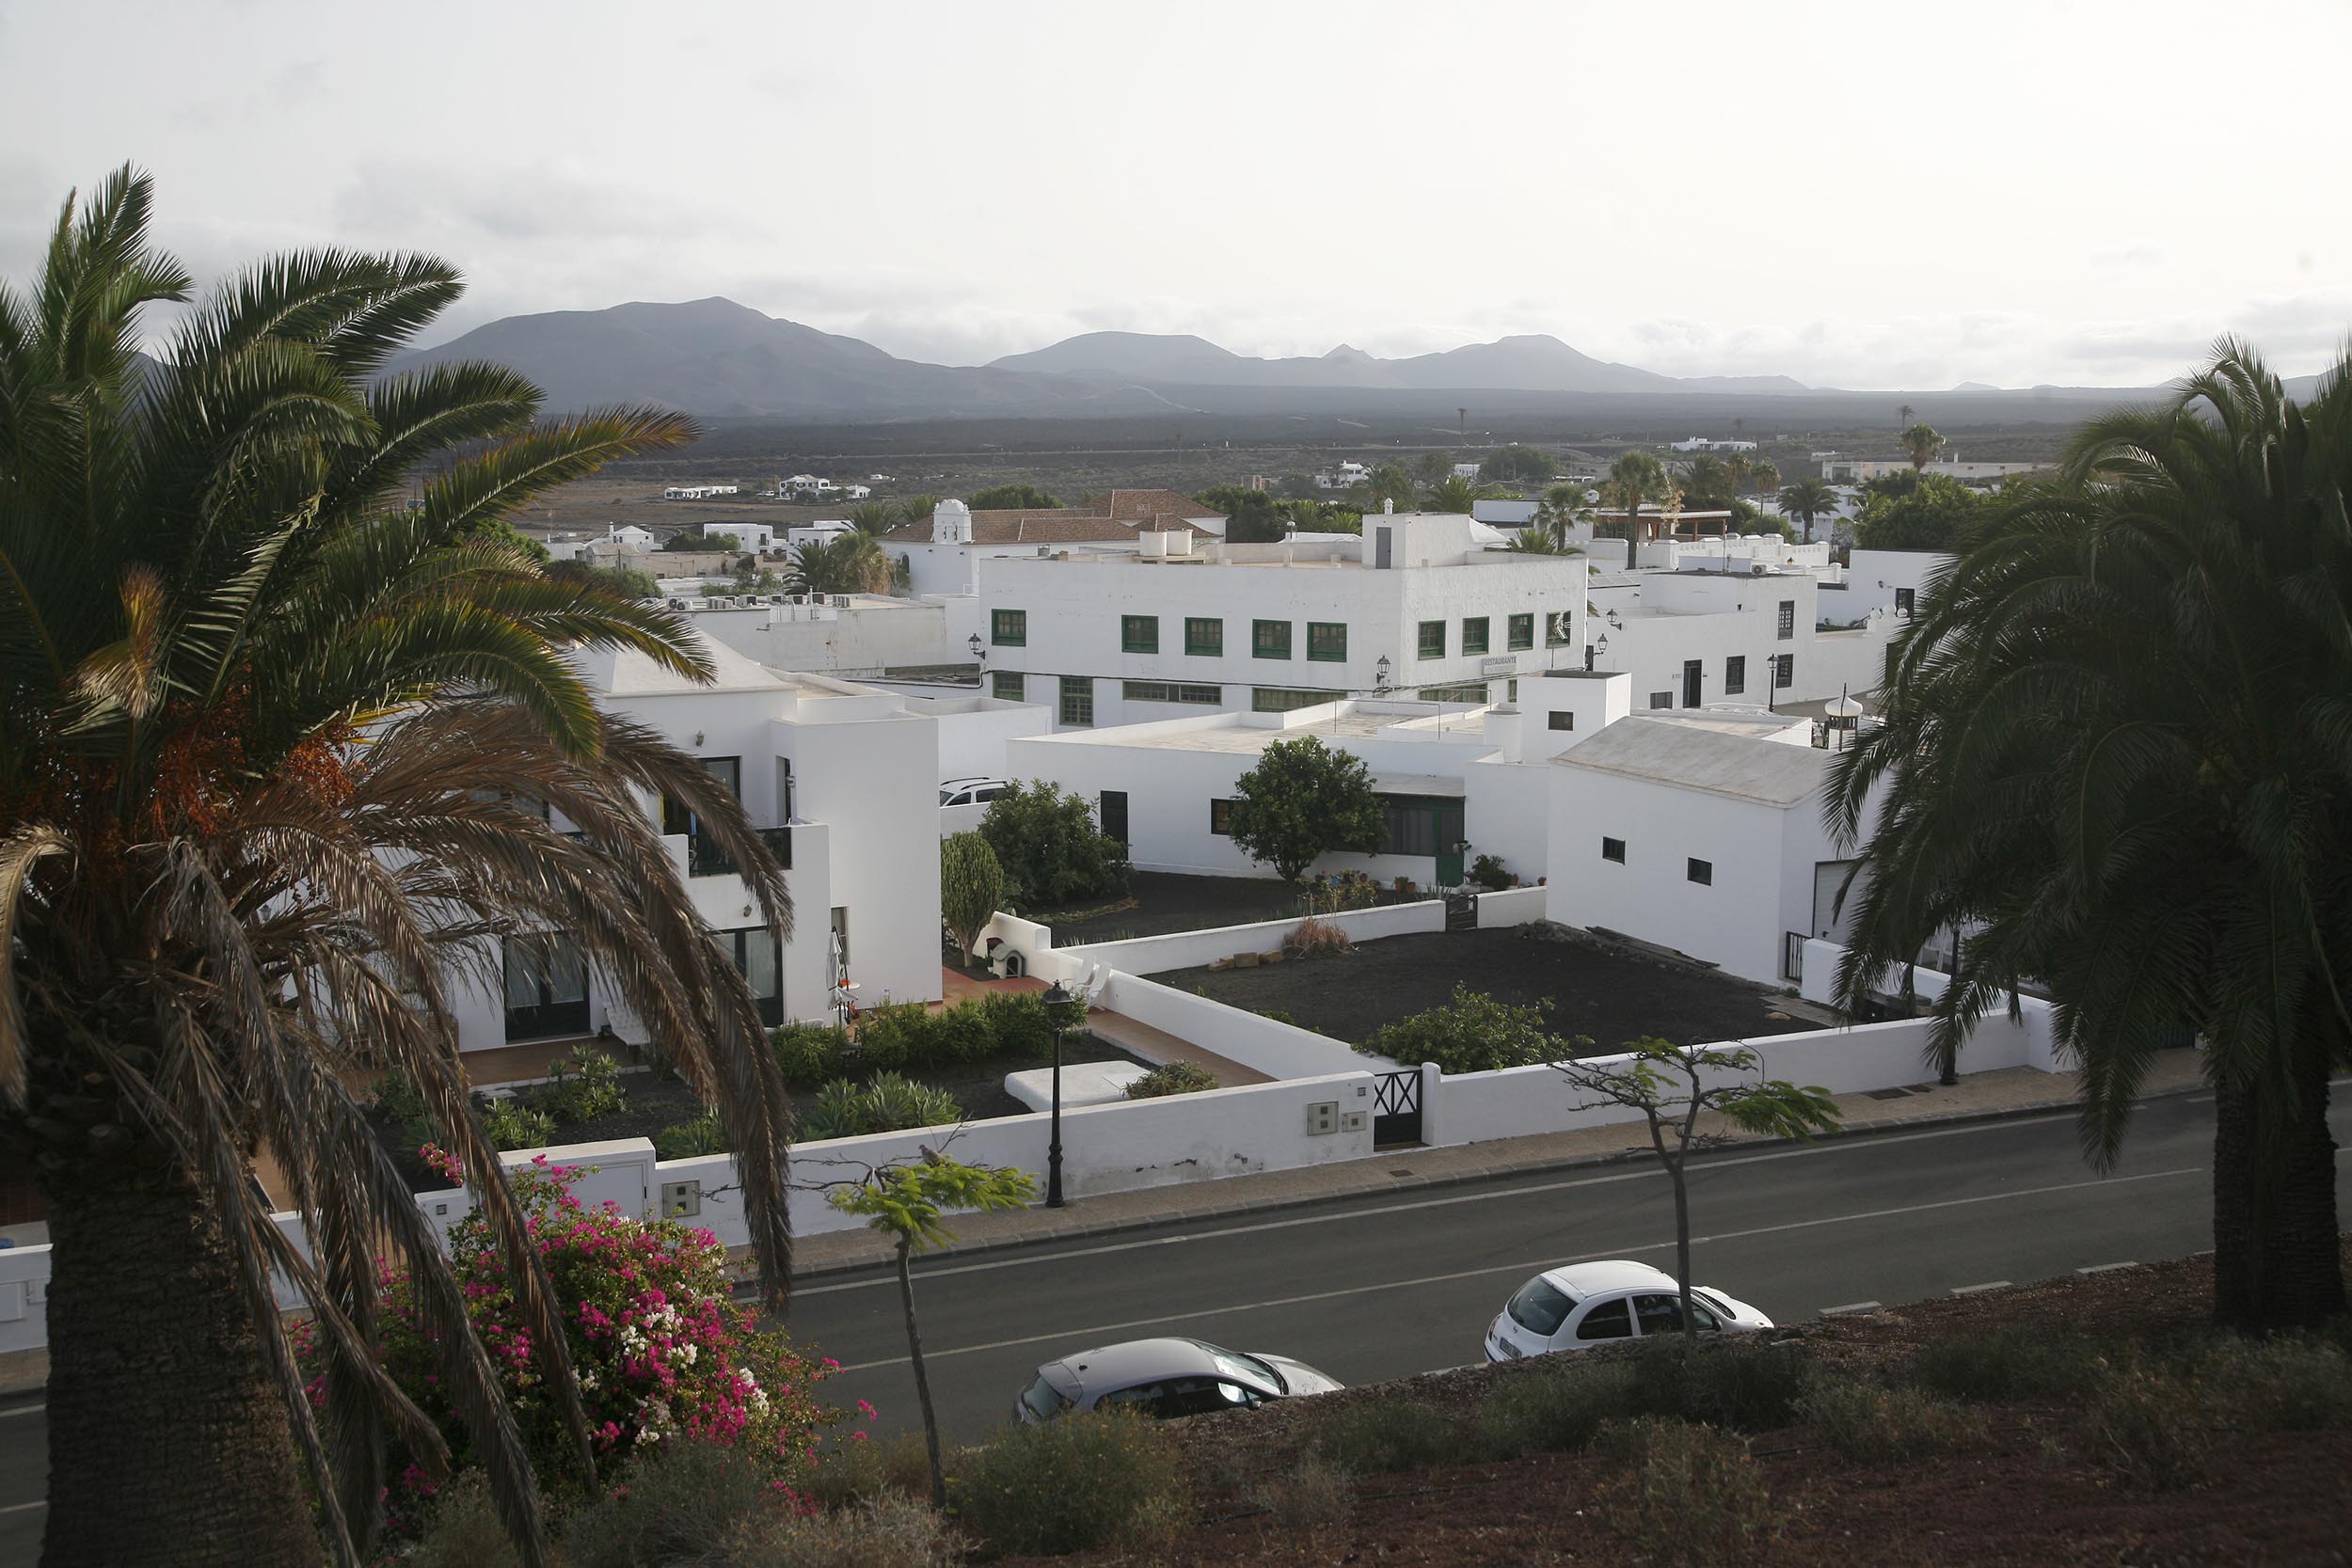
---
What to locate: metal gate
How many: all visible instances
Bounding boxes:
[1373,1069,1423,1148]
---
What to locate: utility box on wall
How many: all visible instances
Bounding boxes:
[1305,1101,1339,1135]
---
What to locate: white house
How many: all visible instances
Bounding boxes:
[1314,461,1372,491]
[977,512,1590,732]
[844,484,873,501]
[1668,437,1760,453]
[1451,462,1482,480]
[688,594,965,677]
[607,524,657,549]
[1836,547,1955,622]
[663,484,740,500]
[1586,562,1899,711]
[878,491,1228,600]
[786,520,857,551]
[782,474,840,499]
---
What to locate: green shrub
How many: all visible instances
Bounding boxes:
[654,1110,728,1161]
[1246,1455,1352,1528]
[2080,1364,2213,1492]
[1627,1340,1811,1433]
[799,1075,963,1141]
[954,1408,1188,1556]
[1473,1362,1638,1457]
[1305,1399,1463,1476]
[1302,868,1380,912]
[539,1043,628,1124]
[802,1431,935,1511]
[564,1439,772,1568]
[978,781,1133,909]
[2194,1336,2352,1431]
[374,1068,440,1146]
[405,1472,526,1568]
[1256,1007,1295,1025]
[799,1080,867,1143]
[1359,983,1562,1074]
[1126,1061,1219,1099]
[477,1094,554,1151]
[1906,1329,2109,1402]
[1591,1418,1776,1568]
[1468,853,1513,891]
[850,1003,938,1073]
[772,1023,849,1089]
[721,1494,963,1568]
[1797,1375,1992,1461]
[979,991,1053,1056]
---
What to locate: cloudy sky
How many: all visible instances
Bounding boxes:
[5,0,2346,388]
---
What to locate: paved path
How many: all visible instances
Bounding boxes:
[1081,1007,1273,1087]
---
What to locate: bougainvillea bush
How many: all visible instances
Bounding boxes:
[294,1149,849,1544]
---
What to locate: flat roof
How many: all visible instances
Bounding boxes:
[1039,705,1495,757]
[1554,716,1830,807]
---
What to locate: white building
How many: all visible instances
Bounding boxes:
[1451,462,1482,480]
[977,512,1590,732]
[785,520,856,551]
[443,636,946,1055]
[685,594,965,677]
[1586,563,1895,711]
[1668,437,1760,453]
[1832,548,1955,624]
[781,474,840,499]
[663,484,740,500]
[844,484,872,501]
[607,524,657,549]
[877,491,1228,600]
[1314,461,1372,490]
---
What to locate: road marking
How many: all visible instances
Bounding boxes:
[2076,1261,2137,1275]
[2186,1096,2213,1104]
[799,1107,2112,1300]
[0,1407,41,1421]
[830,1164,2201,1371]
[1820,1301,1882,1316]
[0,1499,43,1515]
[1950,1280,2013,1295]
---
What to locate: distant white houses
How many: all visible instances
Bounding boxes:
[1668,436,1760,453]
[607,524,657,549]
[663,483,740,500]
[1314,460,1372,490]
[1450,462,1482,480]
[782,474,844,499]
[844,484,873,501]
[1819,455,2045,486]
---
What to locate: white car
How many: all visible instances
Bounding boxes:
[1484,1259,1772,1362]
[1014,1337,1343,1425]
[940,777,1010,809]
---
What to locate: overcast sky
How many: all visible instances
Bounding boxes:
[5,0,2347,389]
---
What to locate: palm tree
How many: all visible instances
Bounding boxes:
[0,169,799,1566]
[1424,474,1500,515]
[897,493,942,531]
[1525,482,1593,550]
[1359,462,1415,513]
[1675,453,1731,506]
[1752,459,1781,495]
[1898,402,1915,428]
[1777,476,1838,543]
[845,499,897,536]
[1825,340,2352,1332]
[1901,422,1944,472]
[1601,451,1669,559]
[788,531,890,595]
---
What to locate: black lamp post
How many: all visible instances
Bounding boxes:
[1041,979,1072,1207]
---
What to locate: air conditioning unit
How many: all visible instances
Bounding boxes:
[667,598,690,610]
[1751,563,1768,575]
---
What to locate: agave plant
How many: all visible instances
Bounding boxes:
[0,168,796,1567]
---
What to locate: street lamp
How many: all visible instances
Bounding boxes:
[967,632,985,664]
[1041,979,1073,1207]
[1374,655,1391,692]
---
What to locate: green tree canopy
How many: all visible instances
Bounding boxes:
[663,529,739,552]
[968,483,1060,510]
[1361,984,1567,1074]
[939,832,1007,966]
[1277,498,1362,534]
[1412,451,1454,487]
[788,531,891,594]
[1901,422,1944,471]
[1357,462,1415,513]
[846,500,898,535]
[548,560,661,599]
[1478,444,1559,483]
[1776,476,1839,543]
[1851,472,1987,552]
[1226,735,1384,881]
[898,493,942,528]
[1200,488,1285,543]
[977,781,1132,908]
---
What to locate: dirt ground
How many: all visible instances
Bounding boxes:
[1157,927,1819,1050]
[1041,873,1308,945]
[1005,1244,2352,1568]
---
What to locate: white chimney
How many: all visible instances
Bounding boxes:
[1383,498,1395,515]
[933,499,971,545]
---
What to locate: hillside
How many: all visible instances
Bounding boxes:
[989,329,1744,395]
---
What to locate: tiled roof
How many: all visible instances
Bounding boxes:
[879,489,1226,546]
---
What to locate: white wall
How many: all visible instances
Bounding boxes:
[1474,885,1549,927]
[694,600,959,675]
[1842,550,1956,622]
[1057,899,1445,977]
[1096,973,1394,1078]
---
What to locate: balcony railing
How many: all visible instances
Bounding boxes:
[758,825,792,870]
[687,826,794,878]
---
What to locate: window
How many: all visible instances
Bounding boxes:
[1120,614,1158,654]
[1648,690,1674,710]
[1058,675,1093,726]
[992,608,1026,646]
[992,670,1025,702]
[1776,599,1795,640]
[1122,680,1221,705]
[1252,687,1337,713]
[1687,858,1713,885]
[1252,619,1292,659]
[1895,586,1915,615]
[1724,656,1746,696]
[1378,793,1464,858]
[1461,617,1489,655]
[1307,622,1348,662]
[1544,611,1572,648]
[661,756,742,836]
[1548,711,1574,732]
[1505,1277,1575,1338]
[1099,790,1127,846]
[1774,653,1794,689]
[1417,620,1445,659]
[1418,683,1486,702]
[1184,616,1223,657]
[829,906,850,968]
[1633,1292,1721,1336]
[1507,612,1534,651]
[1575,1298,1635,1341]
[1601,836,1626,863]
[710,926,783,1026]
[1209,799,1234,835]
[502,933,588,1040]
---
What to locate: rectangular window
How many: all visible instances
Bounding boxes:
[1601,837,1627,863]
[1209,799,1234,835]
[711,927,784,1026]
[1548,711,1574,731]
[1252,619,1292,659]
[662,755,742,848]
[1252,686,1337,713]
[992,608,1026,646]
[1724,656,1746,696]
[1776,600,1795,640]
[1121,680,1221,705]
[1895,586,1915,615]
[1417,620,1445,659]
[1307,622,1348,663]
[1058,675,1093,727]
[1648,690,1674,710]
[1545,610,1573,647]
[1184,616,1223,657]
[1099,790,1127,846]
[1507,612,1534,651]
[1120,614,1158,654]
[1376,793,1464,858]
[502,932,589,1040]
[1462,617,1490,655]
[992,670,1025,702]
[1774,653,1794,689]
[1418,683,1486,702]
[1687,858,1713,886]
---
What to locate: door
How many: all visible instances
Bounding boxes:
[1373,1069,1423,1147]
[1099,790,1128,846]
[1375,526,1392,569]
[1681,658,1703,708]
[502,933,589,1039]
[1435,847,1465,887]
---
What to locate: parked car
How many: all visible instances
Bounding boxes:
[1483,1259,1772,1362]
[940,777,1010,809]
[1013,1337,1343,1425]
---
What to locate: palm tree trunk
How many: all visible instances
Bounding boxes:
[2210,1036,2345,1331]
[39,1168,320,1568]
[897,1239,946,1510]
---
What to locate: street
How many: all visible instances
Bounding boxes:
[4,1089,2344,1563]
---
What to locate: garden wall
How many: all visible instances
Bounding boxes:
[1096,971,1394,1079]
[1473,885,1549,928]
[1054,899,1445,979]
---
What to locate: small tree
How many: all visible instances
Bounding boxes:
[829,1153,1035,1506]
[977,780,1132,907]
[1552,1039,1839,1340]
[1361,983,1568,1074]
[940,832,1007,965]
[1226,735,1385,882]
[1901,422,1944,473]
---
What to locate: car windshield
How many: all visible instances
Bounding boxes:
[1506,1277,1576,1338]
[1693,1288,1738,1319]
[1195,1343,1283,1394]
[1020,1372,1073,1421]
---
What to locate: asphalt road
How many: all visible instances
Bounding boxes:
[5,1088,2345,1563]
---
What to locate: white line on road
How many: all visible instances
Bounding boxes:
[830,1164,2201,1372]
[2076,1261,2138,1275]
[1950,1281,2014,1295]
[1820,1301,1882,1316]
[0,1499,43,1515]
[0,1407,41,1421]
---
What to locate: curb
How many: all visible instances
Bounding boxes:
[776,1084,2201,1285]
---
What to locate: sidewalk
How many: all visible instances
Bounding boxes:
[784,1053,2208,1277]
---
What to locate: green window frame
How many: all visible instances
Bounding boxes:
[1307,622,1347,663]
[1057,675,1093,727]
[1121,680,1221,705]
[1418,620,1445,659]
[1184,616,1223,657]
[1120,614,1159,654]
[991,609,1026,647]
[1508,612,1535,651]
[1252,619,1292,659]
[1544,610,1572,647]
[1418,683,1486,702]
[1462,617,1490,655]
[991,670,1025,702]
[1252,687,1337,713]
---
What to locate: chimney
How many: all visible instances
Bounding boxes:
[1383,498,1395,515]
